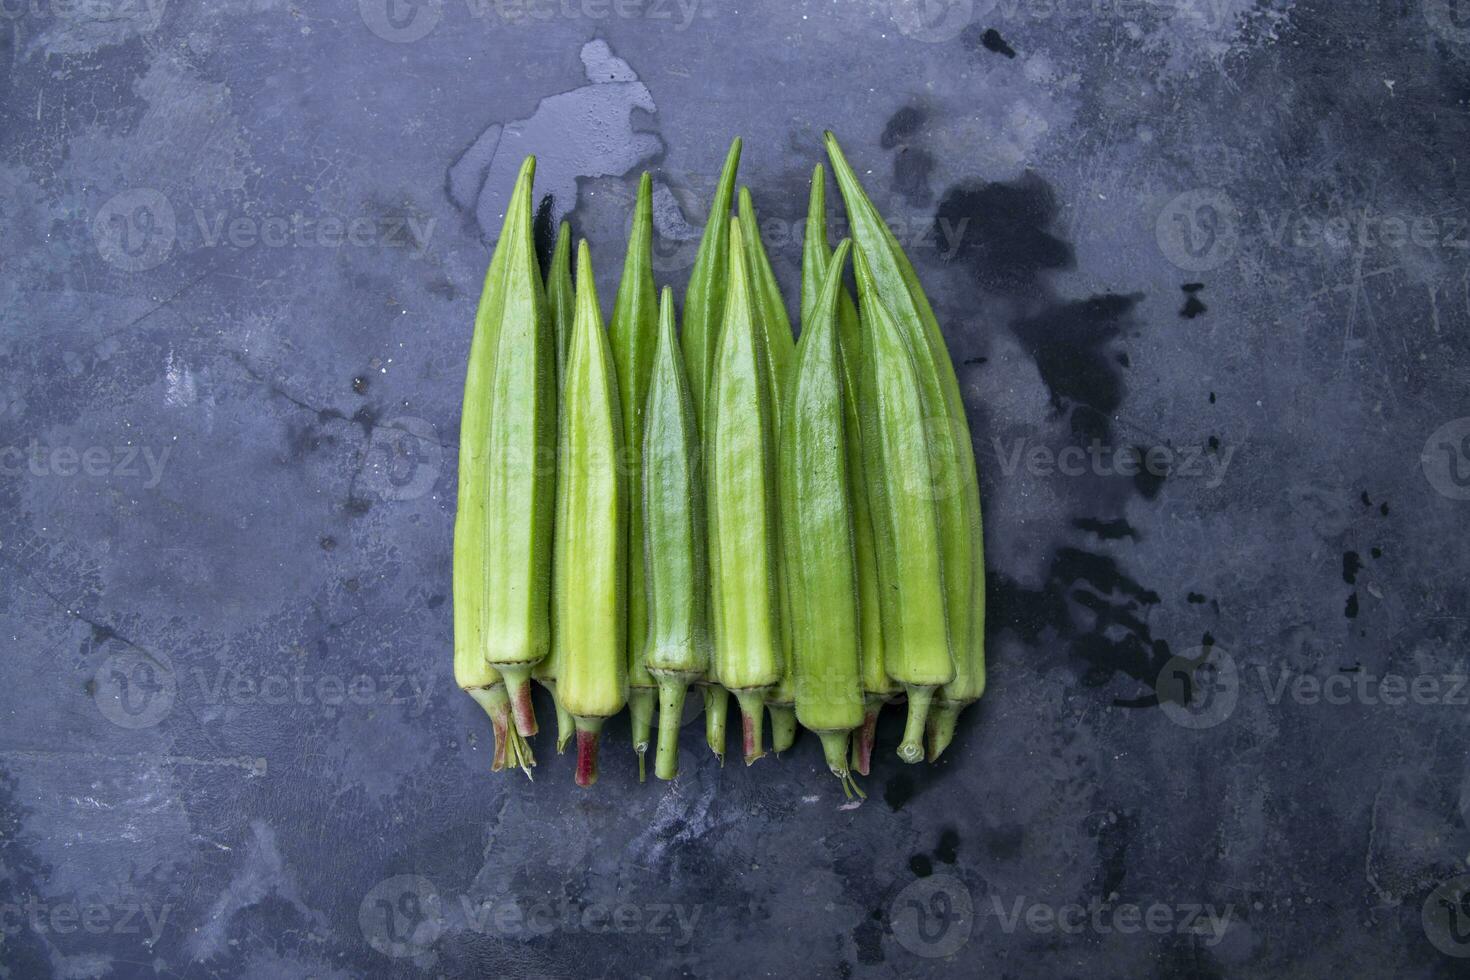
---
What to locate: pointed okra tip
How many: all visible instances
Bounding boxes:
[575,239,596,298]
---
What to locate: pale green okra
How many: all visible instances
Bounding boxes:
[706,219,784,766]
[641,287,708,781]
[801,162,895,777]
[554,241,629,787]
[611,173,661,780]
[783,240,866,798]
[827,132,981,764]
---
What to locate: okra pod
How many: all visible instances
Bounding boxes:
[680,138,742,435]
[677,138,740,762]
[801,163,895,776]
[736,189,799,754]
[475,155,556,739]
[611,173,660,780]
[782,240,866,798]
[827,133,981,764]
[554,242,629,787]
[852,247,954,763]
[535,218,579,754]
[641,287,708,781]
[546,219,575,387]
[707,219,784,765]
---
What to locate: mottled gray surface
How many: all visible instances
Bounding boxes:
[3,1,1470,976]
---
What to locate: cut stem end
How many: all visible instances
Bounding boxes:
[574,719,604,788]
[499,666,540,738]
[898,686,936,764]
[735,691,768,766]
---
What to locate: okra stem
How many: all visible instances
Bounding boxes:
[769,706,797,755]
[851,697,883,777]
[654,676,689,781]
[926,703,962,763]
[819,731,864,800]
[898,686,936,764]
[630,691,655,783]
[466,685,534,777]
[574,718,605,788]
[703,684,728,765]
[736,691,767,766]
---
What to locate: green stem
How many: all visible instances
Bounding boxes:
[735,690,768,766]
[554,693,574,755]
[926,702,963,762]
[654,676,688,781]
[629,687,656,783]
[537,678,575,755]
[498,664,539,737]
[468,686,535,777]
[769,704,797,755]
[818,731,865,800]
[703,684,729,765]
[898,685,935,764]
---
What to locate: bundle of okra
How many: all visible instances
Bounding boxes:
[453,133,985,796]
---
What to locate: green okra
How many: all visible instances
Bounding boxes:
[612,173,661,781]
[737,189,800,754]
[676,137,740,762]
[641,286,708,781]
[534,218,579,754]
[475,155,555,740]
[852,247,954,763]
[782,239,866,799]
[826,132,981,764]
[706,219,784,766]
[681,137,742,436]
[455,158,537,776]
[545,219,575,387]
[801,163,895,777]
[554,241,629,788]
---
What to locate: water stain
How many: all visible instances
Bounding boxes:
[447,40,662,241]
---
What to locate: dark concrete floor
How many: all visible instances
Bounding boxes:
[3,1,1470,976]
